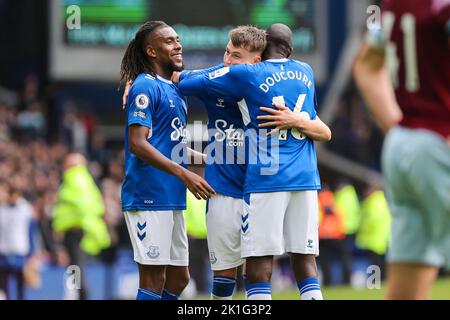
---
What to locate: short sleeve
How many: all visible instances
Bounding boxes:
[127,79,160,129]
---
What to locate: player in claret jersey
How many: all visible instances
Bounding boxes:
[353,0,450,299]
[179,24,326,300]
[120,21,215,301]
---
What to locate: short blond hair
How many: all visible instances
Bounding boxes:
[229,25,266,53]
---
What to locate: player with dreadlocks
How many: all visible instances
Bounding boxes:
[120,21,215,300]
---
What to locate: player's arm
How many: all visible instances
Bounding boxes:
[258,102,332,141]
[352,40,403,134]
[128,125,214,199]
[179,65,245,99]
[172,64,225,85]
[187,147,206,165]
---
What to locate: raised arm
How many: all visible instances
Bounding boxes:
[179,65,246,99]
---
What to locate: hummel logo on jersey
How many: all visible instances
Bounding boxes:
[307,239,314,249]
[137,221,147,241]
[169,99,175,108]
[241,213,249,233]
[216,98,225,108]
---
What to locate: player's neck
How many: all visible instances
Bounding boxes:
[150,63,173,81]
[265,50,287,60]
[266,55,287,60]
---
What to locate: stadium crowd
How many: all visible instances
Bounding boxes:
[0,75,127,299]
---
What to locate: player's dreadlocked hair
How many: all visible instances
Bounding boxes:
[120,21,169,88]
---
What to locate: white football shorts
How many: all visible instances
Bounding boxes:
[241,190,319,258]
[206,194,245,271]
[124,210,188,266]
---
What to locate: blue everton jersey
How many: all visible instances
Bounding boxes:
[179,59,321,194]
[180,66,246,199]
[122,73,188,211]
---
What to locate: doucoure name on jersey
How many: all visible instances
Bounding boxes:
[259,70,313,93]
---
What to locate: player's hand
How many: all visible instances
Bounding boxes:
[122,80,133,110]
[180,169,216,200]
[257,102,305,136]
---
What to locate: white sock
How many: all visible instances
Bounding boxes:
[247,293,272,300]
[301,289,323,300]
[246,282,272,300]
[298,277,323,300]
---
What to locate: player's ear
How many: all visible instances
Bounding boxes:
[146,45,157,58]
[253,55,262,63]
[286,47,293,58]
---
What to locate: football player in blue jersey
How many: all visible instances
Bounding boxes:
[177,26,266,300]
[178,23,326,300]
[119,21,215,301]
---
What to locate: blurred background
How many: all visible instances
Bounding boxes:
[0,0,447,300]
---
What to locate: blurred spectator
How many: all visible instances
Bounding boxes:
[99,174,124,300]
[0,183,37,300]
[334,180,361,278]
[79,111,97,150]
[330,86,384,170]
[51,153,111,300]
[19,74,40,111]
[90,134,112,168]
[335,180,360,243]
[356,186,392,280]
[60,104,88,154]
[0,104,16,142]
[318,187,351,286]
[16,100,46,139]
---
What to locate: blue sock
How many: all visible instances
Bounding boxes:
[297,277,323,300]
[136,288,161,300]
[211,276,236,300]
[161,290,179,300]
[245,282,271,300]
